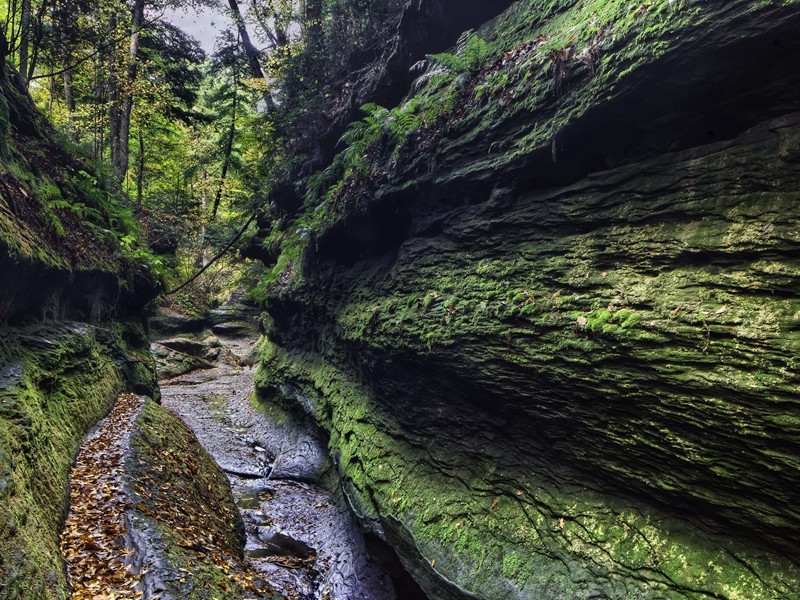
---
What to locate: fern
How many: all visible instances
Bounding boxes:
[311,99,424,205]
[427,34,492,77]
[336,100,421,173]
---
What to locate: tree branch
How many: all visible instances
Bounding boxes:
[29,12,164,81]
[163,210,261,296]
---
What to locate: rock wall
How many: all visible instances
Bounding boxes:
[0,62,158,597]
[0,321,156,598]
[255,0,800,598]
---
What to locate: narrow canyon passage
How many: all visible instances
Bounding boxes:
[6,1,800,598]
[158,332,396,600]
[59,326,414,599]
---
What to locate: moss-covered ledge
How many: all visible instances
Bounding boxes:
[256,339,800,599]
[0,321,156,598]
[252,108,800,598]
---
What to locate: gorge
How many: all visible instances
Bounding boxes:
[1,1,800,599]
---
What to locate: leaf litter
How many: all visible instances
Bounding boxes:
[60,393,144,599]
[60,394,280,599]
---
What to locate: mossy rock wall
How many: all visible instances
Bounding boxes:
[0,321,156,599]
[0,44,162,599]
[124,399,277,599]
[255,1,800,598]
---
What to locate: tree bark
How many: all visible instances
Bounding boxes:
[63,68,77,140]
[0,26,8,86]
[116,0,145,182]
[108,1,122,174]
[305,0,323,52]
[18,0,30,84]
[136,124,145,213]
[227,0,275,110]
[25,0,48,82]
[201,170,209,266]
[0,25,8,64]
[212,70,238,221]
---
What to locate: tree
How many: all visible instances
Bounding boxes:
[304,0,322,53]
[226,0,274,109]
[115,0,146,181]
[18,0,31,82]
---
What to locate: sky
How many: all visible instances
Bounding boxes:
[162,6,230,54]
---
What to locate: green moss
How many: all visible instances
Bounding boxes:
[252,0,800,597]
[0,321,155,598]
[255,340,800,599]
[126,400,276,599]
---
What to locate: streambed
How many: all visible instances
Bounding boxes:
[158,333,397,600]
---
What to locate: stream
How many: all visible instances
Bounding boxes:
[157,330,402,600]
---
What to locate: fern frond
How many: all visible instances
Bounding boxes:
[456,30,475,54]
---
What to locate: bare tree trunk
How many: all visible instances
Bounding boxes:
[25,0,48,82]
[136,124,145,213]
[18,0,30,84]
[108,1,122,173]
[201,170,209,266]
[212,70,238,221]
[47,75,55,112]
[0,27,8,100]
[63,68,78,140]
[63,69,74,111]
[227,0,275,110]
[0,25,8,69]
[116,0,145,182]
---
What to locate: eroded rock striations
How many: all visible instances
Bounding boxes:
[253,1,800,598]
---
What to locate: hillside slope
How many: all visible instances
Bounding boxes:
[0,65,159,597]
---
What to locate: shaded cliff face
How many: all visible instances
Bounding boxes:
[0,66,158,597]
[254,0,800,598]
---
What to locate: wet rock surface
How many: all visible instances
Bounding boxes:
[159,333,397,599]
[61,393,277,599]
[147,308,208,338]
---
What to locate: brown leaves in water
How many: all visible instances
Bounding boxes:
[60,394,144,600]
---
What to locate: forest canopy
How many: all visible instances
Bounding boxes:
[0,0,403,311]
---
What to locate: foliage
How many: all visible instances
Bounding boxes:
[337,99,420,171]
[428,33,493,76]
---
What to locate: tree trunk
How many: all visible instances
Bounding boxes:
[201,170,209,266]
[305,0,323,52]
[116,0,145,182]
[0,28,8,101]
[18,0,30,85]
[274,23,289,49]
[0,25,8,70]
[251,0,289,50]
[212,70,238,221]
[227,0,275,110]
[108,1,122,174]
[136,124,145,213]
[25,0,48,82]
[64,68,78,140]
[47,75,54,112]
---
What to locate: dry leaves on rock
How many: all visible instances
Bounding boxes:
[61,394,144,599]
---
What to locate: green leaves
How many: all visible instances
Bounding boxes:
[428,34,493,77]
[337,98,421,167]
[302,97,424,206]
